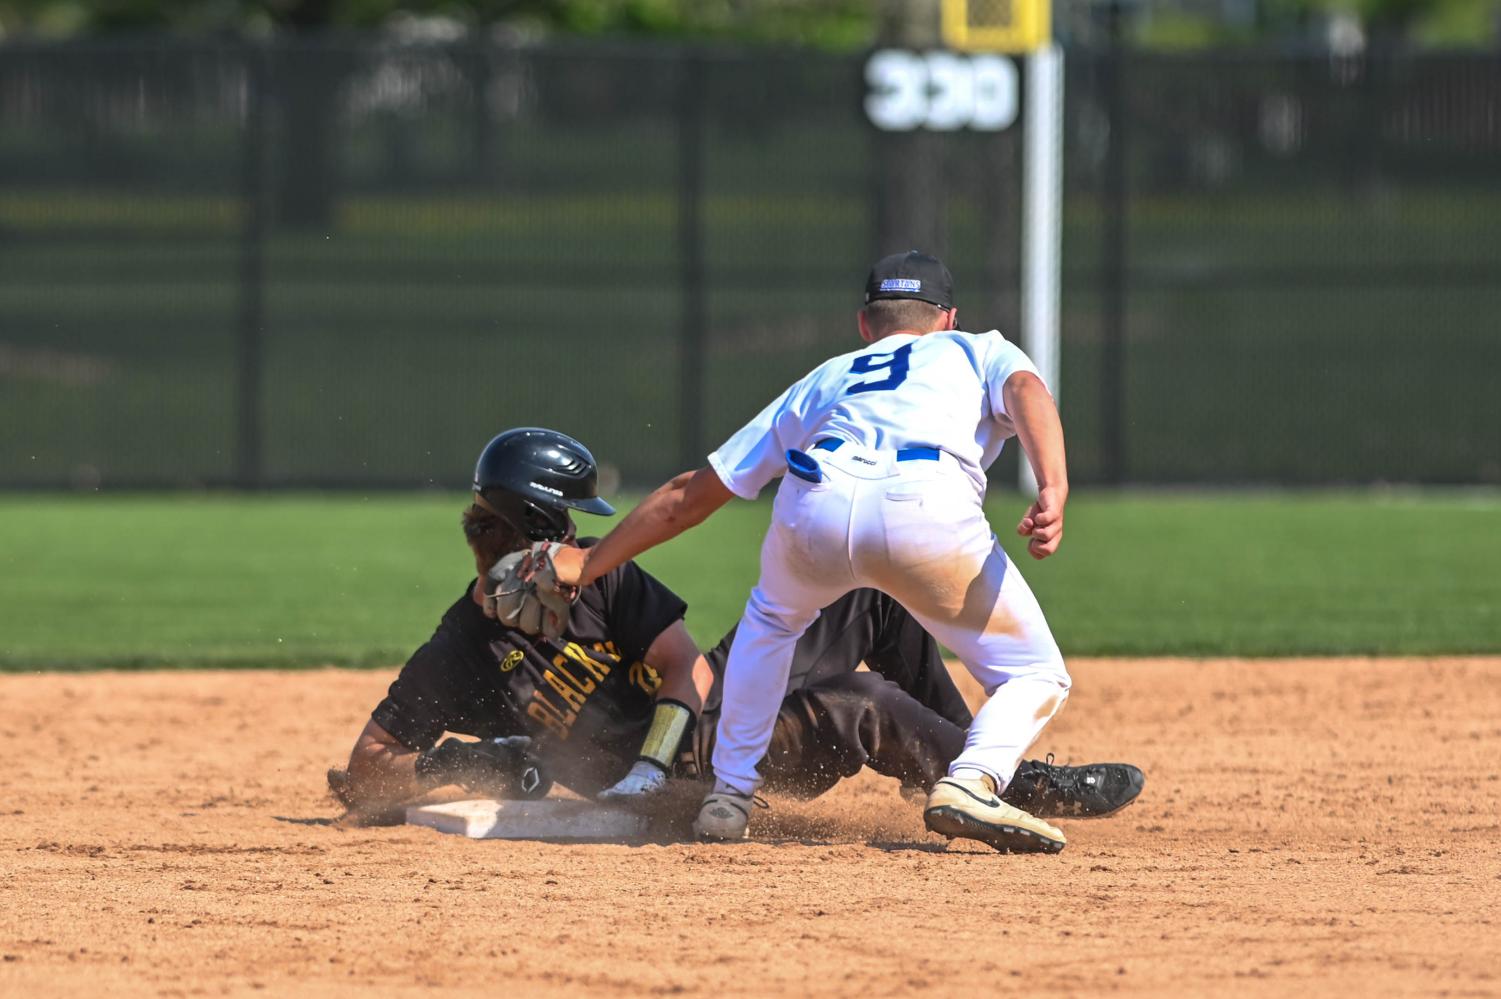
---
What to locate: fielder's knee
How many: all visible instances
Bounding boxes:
[1035,651,1071,722]
[1052,652,1072,692]
[1032,640,1070,690]
[982,647,1069,698]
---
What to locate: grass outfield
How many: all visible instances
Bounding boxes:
[1,489,1497,670]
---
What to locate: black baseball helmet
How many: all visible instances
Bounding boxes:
[472,428,615,543]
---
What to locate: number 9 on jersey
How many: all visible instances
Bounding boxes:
[847,344,913,395]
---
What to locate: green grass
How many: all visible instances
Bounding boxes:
[1,490,1497,671]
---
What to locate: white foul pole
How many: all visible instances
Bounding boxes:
[1019,42,1064,495]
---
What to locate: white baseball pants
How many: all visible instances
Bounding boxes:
[711,443,1071,796]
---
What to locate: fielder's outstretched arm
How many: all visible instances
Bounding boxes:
[1003,370,1070,560]
[554,466,734,588]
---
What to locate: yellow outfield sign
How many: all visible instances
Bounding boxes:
[942,0,1051,53]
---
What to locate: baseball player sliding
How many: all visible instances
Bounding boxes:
[503,251,1083,853]
[335,428,1144,827]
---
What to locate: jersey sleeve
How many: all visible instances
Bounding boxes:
[707,382,799,499]
[594,560,690,664]
[369,592,491,751]
[980,332,1044,421]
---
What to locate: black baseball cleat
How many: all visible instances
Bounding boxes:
[1001,755,1145,818]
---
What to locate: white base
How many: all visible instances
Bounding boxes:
[405,798,649,840]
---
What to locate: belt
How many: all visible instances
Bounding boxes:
[813,438,940,462]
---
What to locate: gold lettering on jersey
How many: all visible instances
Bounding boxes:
[629,661,662,695]
[499,649,525,673]
[531,693,576,728]
[553,660,597,696]
[523,638,647,745]
[563,641,611,682]
[543,669,588,711]
[527,700,573,740]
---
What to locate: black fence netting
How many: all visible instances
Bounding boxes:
[1060,48,1501,484]
[0,38,1496,489]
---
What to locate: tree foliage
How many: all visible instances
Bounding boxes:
[0,0,1492,47]
[0,0,873,46]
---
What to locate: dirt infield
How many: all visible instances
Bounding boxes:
[2,658,1498,997]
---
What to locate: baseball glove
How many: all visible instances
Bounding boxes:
[485,541,578,639]
[415,735,552,800]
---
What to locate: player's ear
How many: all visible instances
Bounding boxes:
[857,308,874,343]
[944,308,958,331]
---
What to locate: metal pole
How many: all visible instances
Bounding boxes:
[236,45,269,489]
[677,53,707,472]
[1100,4,1130,485]
[1020,43,1065,495]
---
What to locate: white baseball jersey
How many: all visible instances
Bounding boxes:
[702,327,1067,797]
[708,329,1043,499]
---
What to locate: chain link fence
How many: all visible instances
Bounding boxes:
[1,38,1496,489]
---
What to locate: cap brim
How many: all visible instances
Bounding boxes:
[567,496,616,517]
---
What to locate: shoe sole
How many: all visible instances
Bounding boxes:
[924,806,1066,855]
[693,825,747,842]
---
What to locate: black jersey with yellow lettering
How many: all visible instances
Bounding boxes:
[370,558,689,795]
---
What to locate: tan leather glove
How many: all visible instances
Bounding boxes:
[485,541,578,639]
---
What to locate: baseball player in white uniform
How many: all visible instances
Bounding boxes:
[549,251,1074,853]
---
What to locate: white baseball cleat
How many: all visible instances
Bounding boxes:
[923,774,1066,854]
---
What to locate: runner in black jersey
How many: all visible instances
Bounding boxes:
[348,567,973,802]
[333,429,1144,823]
